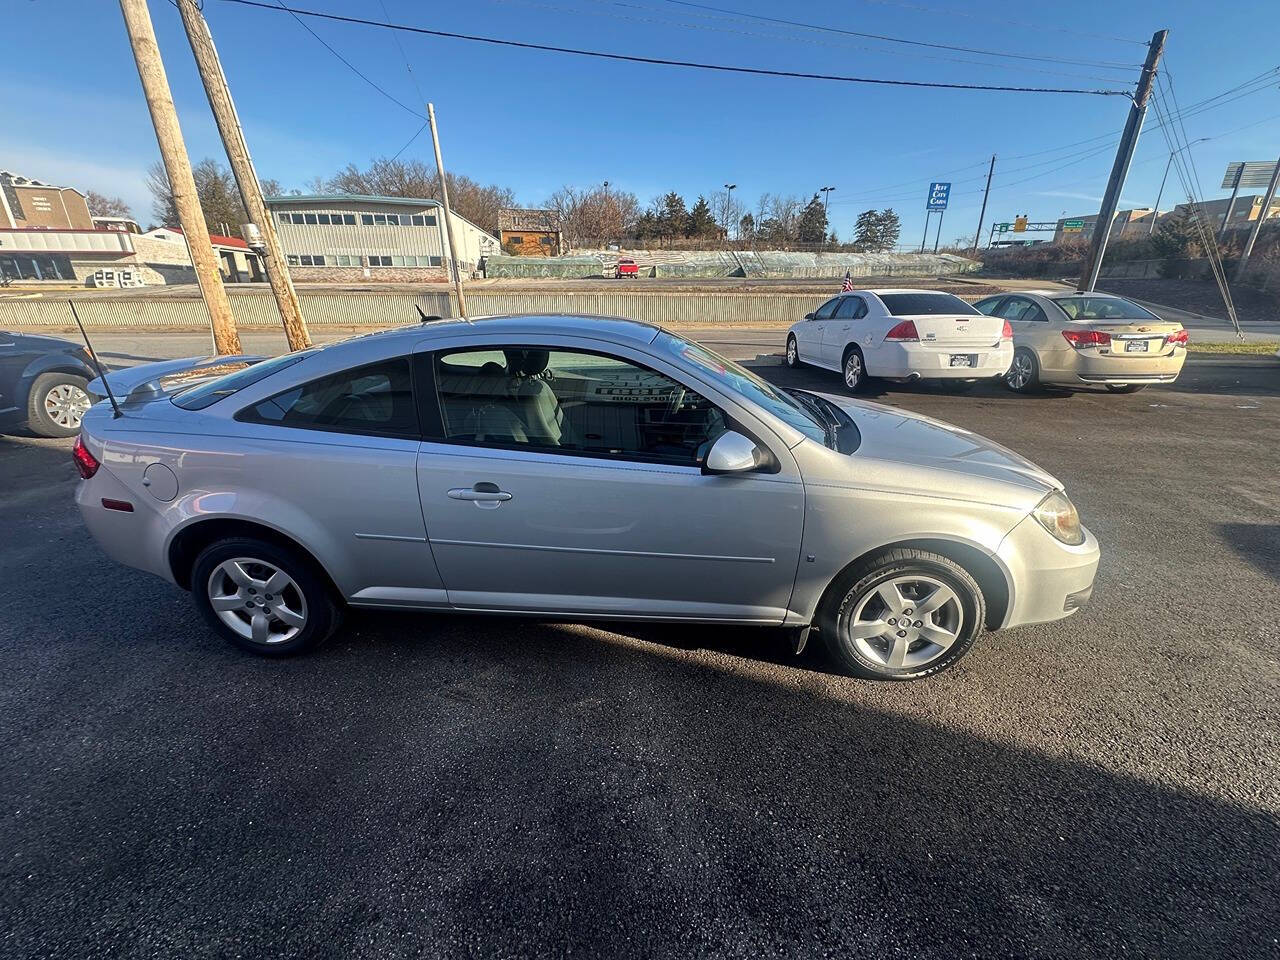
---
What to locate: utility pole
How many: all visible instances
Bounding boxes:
[118,0,240,355]
[1233,155,1280,283]
[427,103,468,319]
[723,183,736,244]
[972,155,995,252]
[1078,28,1168,292]
[176,0,310,350]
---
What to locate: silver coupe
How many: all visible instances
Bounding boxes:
[75,315,1099,680]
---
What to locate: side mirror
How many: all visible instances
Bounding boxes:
[803,312,815,320]
[702,431,767,475]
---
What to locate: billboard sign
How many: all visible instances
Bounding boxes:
[927,182,951,211]
[1221,161,1280,189]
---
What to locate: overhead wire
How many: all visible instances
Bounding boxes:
[656,0,1141,69]
[218,0,1131,97]
[852,0,1149,46]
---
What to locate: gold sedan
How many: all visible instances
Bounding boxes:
[974,291,1188,394]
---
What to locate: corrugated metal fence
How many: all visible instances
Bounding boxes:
[2,289,826,328]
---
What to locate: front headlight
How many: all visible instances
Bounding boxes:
[1033,491,1085,545]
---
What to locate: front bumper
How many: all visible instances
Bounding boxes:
[995,513,1100,629]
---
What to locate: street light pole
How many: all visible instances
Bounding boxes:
[723,183,736,244]
[1149,137,1208,235]
[820,185,835,249]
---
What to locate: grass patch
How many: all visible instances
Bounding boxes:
[1187,341,1279,355]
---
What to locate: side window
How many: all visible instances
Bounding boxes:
[995,297,1032,322]
[833,297,858,320]
[974,297,1003,315]
[1021,301,1048,322]
[432,347,728,467]
[813,298,841,320]
[238,357,418,438]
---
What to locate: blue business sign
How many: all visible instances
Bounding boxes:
[927,181,951,211]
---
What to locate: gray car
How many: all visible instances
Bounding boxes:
[75,315,1099,680]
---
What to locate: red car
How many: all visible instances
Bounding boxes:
[615,257,640,279]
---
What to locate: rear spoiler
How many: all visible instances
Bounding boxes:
[87,355,267,405]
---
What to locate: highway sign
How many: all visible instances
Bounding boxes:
[1062,218,1085,233]
[996,222,1009,233]
[1013,215,1028,232]
[1222,162,1279,189]
[927,182,951,210]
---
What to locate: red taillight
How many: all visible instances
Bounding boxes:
[1166,328,1189,346]
[884,319,920,342]
[72,435,100,479]
[1001,320,1013,340]
[1062,329,1111,349]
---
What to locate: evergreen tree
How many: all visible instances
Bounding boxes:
[656,192,688,243]
[875,208,902,250]
[853,209,880,250]
[738,212,755,241]
[686,195,718,238]
[797,194,828,243]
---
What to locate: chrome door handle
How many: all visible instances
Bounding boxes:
[448,486,512,502]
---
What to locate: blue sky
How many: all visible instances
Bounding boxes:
[3,0,1278,243]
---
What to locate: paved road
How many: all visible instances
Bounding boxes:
[2,351,1278,958]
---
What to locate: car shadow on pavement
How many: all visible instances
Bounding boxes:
[1217,523,1280,581]
[7,597,1277,957]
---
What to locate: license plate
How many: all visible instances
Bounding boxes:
[1124,340,1149,352]
[949,355,972,367]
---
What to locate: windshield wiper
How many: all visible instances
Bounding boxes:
[784,387,838,448]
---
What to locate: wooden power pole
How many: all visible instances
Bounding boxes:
[1078,29,1168,292]
[176,0,311,350]
[118,0,241,355]
[427,103,468,319]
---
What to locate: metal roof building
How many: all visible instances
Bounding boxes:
[265,194,499,281]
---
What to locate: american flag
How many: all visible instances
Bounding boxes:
[840,271,853,292]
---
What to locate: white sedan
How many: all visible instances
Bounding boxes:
[786,288,1014,391]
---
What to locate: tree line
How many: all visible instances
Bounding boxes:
[117,156,901,252]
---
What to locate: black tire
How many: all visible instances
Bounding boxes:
[785,334,802,368]
[27,372,91,438]
[819,549,985,680]
[841,345,867,393]
[191,536,341,657]
[1004,347,1041,394]
[1105,384,1146,394]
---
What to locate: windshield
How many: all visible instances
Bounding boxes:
[1053,296,1159,322]
[172,351,312,410]
[655,332,827,444]
[877,293,980,316]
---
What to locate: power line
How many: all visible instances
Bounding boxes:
[659,0,1141,69]
[853,0,1149,46]
[265,0,423,119]
[218,0,1131,97]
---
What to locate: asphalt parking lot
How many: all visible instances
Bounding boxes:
[2,346,1278,958]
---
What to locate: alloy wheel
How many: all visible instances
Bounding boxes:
[207,557,308,645]
[786,337,798,366]
[43,383,91,429]
[842,574,963,670]
[844,352,863,389]
[1006,352,1033,390]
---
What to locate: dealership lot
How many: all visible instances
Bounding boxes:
[2,346,1277,957]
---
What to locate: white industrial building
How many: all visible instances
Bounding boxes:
[265,194,499,282]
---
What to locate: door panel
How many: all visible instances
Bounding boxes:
[416,445,803,620]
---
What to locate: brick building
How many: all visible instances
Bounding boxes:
[0,171,93,230]
[498,208,563,256]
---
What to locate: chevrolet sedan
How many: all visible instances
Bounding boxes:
[974,290,1189,393]
[75,315,1099,680]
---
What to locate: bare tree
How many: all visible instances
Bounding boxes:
[322,158,515,234]
[710,189,743,239]
[85,191,135,220]
[546,183,640,249]
[146,157,246,234]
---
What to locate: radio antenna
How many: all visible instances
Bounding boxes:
[68,301,122,419]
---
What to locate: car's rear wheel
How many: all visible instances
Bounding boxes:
[1004,347,1040,394]
[842,346,867,393]
[820,549,985,680]
[28,372,91,437]
[191,537,341,656]
[1105,384,1146,394]
[785,335,802,368]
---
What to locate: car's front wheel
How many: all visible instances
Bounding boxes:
[785,335,801,368]
[820,549,985,680]
[28,372,91,437]
[192,537,341,656]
